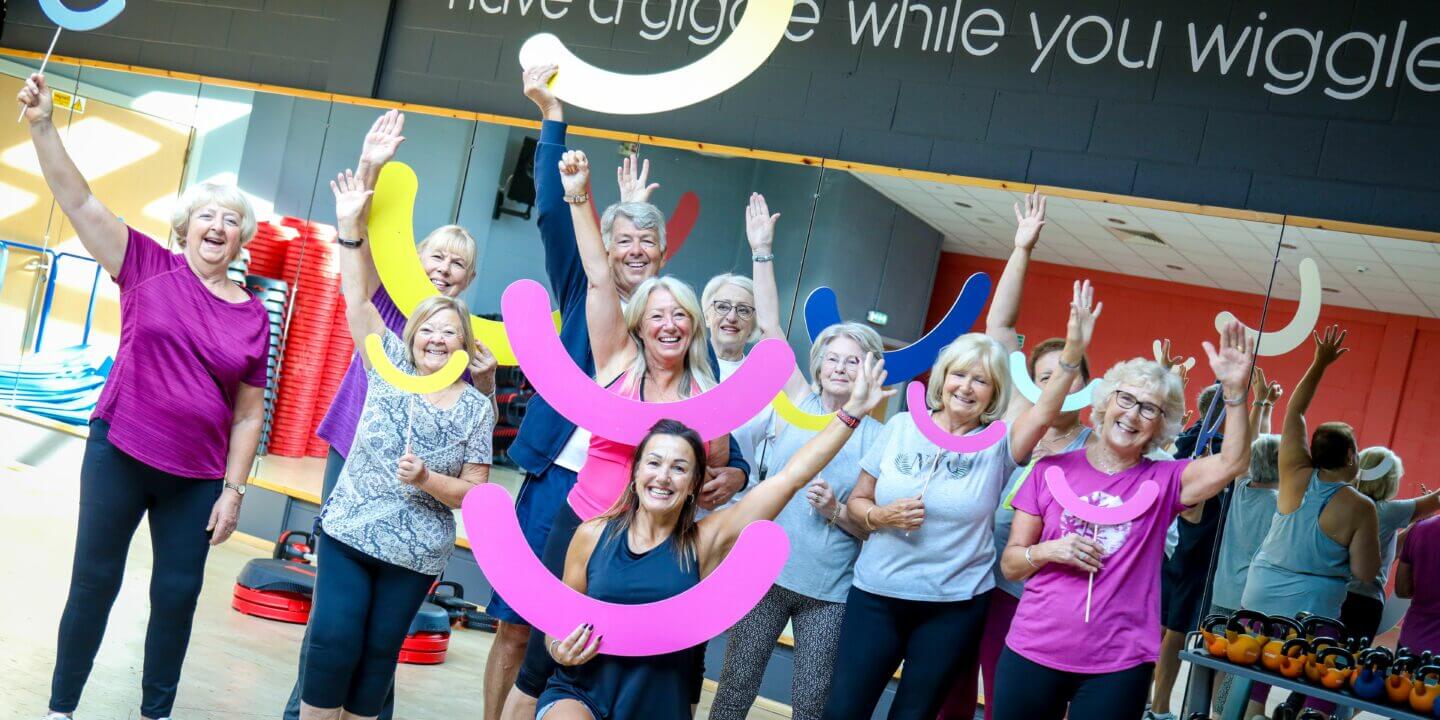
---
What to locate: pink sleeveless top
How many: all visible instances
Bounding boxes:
[567,372,708,520]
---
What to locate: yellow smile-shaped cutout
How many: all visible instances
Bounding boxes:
[365,334,468,394]
[518,0,796,114]
[770,392,834,432]
[368,162,559,366]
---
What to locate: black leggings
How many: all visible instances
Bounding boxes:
[822,587,990,720]
[300,533,435,715]
[1341,591,1385,643]
[991,647,1153,720]
[49,419,222,718]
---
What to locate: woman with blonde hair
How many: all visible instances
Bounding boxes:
[21,72,269,720]
[292,172,495,720]
[822,280,1102,720]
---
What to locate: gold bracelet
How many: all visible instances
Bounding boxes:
[864,506,876,531]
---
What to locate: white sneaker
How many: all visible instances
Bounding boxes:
[42,714,71,720]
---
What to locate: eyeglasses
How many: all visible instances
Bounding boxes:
[1112,390,1162,421]
[822,354,863,369]
[711,301,755,320]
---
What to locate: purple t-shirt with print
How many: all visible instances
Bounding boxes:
[314,286,407,458]
[92,227,269,479]
[1005,448,1191,673]
[1399,516,1440,652]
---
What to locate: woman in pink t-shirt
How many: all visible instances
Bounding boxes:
[20,74,268,720]
[992,323,1256,720]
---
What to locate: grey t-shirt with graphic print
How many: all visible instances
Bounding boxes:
[853,411,1020,602]
[321,331,494,575]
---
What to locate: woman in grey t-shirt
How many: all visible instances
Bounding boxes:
[823,280,1101,720]
[295,172,495,719]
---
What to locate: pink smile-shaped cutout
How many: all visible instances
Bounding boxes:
[502,279,795,443]
[1043,465,1159,526]
[905,381,1007,453]
[462,483,789,656]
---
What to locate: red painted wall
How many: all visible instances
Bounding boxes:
[927,252,1437,498]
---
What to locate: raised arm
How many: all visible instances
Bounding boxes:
[1179,322,1257,506]
[558,151,631,373]
[1278,326,1347,510]
[332,170,386,363]
[744,193,806,397]
[1248,367,1280,443]
[987,192,1045,354]
[1008,280,1100,464]
[18,73,128,277]
[698,355,893,572]
[341,110,407,298]
[617,153,659,204]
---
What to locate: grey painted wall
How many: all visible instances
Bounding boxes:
[5,1,1439,231]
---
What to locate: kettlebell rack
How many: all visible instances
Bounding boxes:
[1180,632,1432,720]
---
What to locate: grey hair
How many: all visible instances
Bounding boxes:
[1355,446,1404,503]
[601,201,667,253]
[701,273,761,343]
[1090,358,1186,454]
[170,182,258,249]
[1248,434,1281,486]
[923,333,1010,424]
[808,322,885,395]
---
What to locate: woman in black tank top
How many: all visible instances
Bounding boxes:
[536,355,892,720]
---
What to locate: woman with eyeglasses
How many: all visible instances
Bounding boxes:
[991,323,1256,720]
[709,195,887,720]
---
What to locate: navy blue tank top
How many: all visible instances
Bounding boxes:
[540,520,702,720]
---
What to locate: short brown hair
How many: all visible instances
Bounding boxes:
[1310,421,1356,470]
[1027,337,1090,382]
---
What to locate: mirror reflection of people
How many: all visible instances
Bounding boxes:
[823,282,1101,720]
[994,323,1256,720]
[283,109,495,720]
[712,196,888,720]
[538,355,892,720]
[293,171,495,720]
[20,72,269,720]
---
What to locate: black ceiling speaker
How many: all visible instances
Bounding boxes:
[494,136,538,220]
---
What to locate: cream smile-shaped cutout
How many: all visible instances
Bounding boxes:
[516,0,795,115]
[1007,351,1098,412]
[1215,258,1322,357]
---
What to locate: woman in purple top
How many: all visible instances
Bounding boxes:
[1398,516,1440,653]
[21,73,268,720]
[992,323,1255,720]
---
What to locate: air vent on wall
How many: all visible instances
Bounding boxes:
[1105,226,1167,247]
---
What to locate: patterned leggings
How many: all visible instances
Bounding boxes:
[710,584,847,720]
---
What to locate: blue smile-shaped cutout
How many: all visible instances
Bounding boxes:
[38,0,127,31]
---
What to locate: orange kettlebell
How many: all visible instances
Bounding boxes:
[1200,614,1230,658]
[1262,616,1302,672]
[1316,646,1355,690]
[1305,637,1338,684]
[1390,654,1418,706]
[1225,610,1268,666]
[1413,665,1440,714]
[1278,638,1310,680]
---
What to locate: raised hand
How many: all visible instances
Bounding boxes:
[16,72,53,126]
[1203,321,1256,395]
[469,338,498,395]
[842,353,894,417]
[330,169,374,237]
[1012,191,1046,250]
[558,149,590,198]
[549,623,601,667]
[360,109,406,169]
[1312,324,1348,367]
[1065,280,1102,351]
[745,192,780,253]
[522,64,562,120]
[617,153,658,203]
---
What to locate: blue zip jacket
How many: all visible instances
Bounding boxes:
[507,120,749,479]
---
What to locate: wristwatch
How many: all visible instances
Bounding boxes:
[337,236,364,249]
[223,480,247,497]
[563,192,589,205]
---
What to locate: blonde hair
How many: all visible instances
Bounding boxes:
[170,182,257,249]
[620,276,716,396]
[701,273,761,343]
[417,225,478,286]
[1090,358,1186,454]
[401,295,476,371]
[809,322,885,395]
[1355,446,1404,503]
[923,333,1009,424]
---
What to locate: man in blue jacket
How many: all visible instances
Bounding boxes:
[482,64,751,720]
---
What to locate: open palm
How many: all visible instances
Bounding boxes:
[1205,321,1255,391]
[360,110,405,167]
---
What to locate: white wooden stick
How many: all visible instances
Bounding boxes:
[18,27,62,122]
[1084,522,1096,623]
[405,393,415,450]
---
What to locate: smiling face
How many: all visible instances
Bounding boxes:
[817,335,864,401]
[182,202,244,269]
[639,287,694,370]
[940,360,995,424]
[609,215,664,296]
[705,283,756,357]
[1100,384,1166,455]
[1033,349,1087,424]
[410,307,466,375]
[421,246,471,298]
[633,434,699,516]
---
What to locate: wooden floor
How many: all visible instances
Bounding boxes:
[0,458,785,720]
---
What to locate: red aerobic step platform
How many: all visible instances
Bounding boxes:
[231,583,312,624]
[398,632,450,665]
